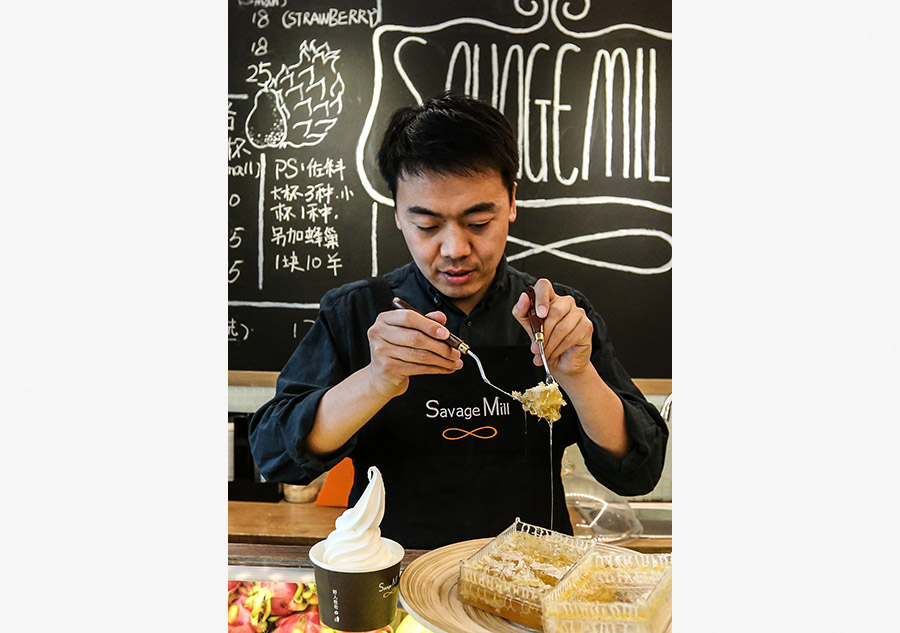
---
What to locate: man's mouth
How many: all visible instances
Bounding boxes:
[440,269,474,285]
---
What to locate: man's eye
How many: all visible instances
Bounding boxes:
[469,221,490,230]
[416,225,438,232]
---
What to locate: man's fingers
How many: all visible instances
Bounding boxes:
[381,346,463,373]
[511,281,594,373]
[546,321,591,364]
[542,302,580,358]
[370,309,463,373]
[372,334,463,373]
[512,292,529,319]
[385,308,451,342]
[533,278,555,319]
[424,310,448,326]
[380,326,461,362]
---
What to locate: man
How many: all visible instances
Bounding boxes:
[249,94,668,549]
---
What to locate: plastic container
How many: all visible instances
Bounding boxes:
[457,519,593,630]
[562,473,644,543]
[541,551,672,633]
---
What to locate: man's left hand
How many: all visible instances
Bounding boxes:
[512,278,594,379]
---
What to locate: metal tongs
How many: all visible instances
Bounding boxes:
[391,297,515,400]
[525,285,557,385]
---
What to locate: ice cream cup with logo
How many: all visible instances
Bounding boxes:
[309,466,404,632]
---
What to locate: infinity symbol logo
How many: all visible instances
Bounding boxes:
[442,426,498,440]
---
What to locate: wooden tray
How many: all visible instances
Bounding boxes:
[398,538,531,633]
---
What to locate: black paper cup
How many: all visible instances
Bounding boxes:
[309,539,404,632]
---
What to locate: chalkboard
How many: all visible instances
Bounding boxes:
[228,0,671,378]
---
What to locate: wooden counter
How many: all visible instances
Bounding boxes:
[228,500,672,562]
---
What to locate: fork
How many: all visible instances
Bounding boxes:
[525,285,557,385]
[390,297,515,400]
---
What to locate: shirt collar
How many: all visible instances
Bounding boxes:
[482,256,509,309]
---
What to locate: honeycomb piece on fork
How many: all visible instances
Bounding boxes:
[512,381,566,424]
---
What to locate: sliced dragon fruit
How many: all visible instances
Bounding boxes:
[227,603,255,633]
[263,582,309,615]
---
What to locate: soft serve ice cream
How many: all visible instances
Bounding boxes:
[319,465,397,571]
[310,465,404,630]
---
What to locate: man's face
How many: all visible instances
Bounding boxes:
[394,169,517,314]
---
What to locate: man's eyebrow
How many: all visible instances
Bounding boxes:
[405,201,497,217]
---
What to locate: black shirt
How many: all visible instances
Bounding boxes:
[249,258,668,549]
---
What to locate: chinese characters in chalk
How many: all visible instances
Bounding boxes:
[269,157,349,278]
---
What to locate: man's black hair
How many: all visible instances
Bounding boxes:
[376,93,519,202]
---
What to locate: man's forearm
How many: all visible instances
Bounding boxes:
[558,365,629,459]
[305,366,394,458]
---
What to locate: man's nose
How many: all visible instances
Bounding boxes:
[440,225,472,260]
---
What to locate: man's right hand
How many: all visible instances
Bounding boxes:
[307,307,463,457]
[364,307,464,399]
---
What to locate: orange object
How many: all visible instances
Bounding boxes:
[315,457,354,507]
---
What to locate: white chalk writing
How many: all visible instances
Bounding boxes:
[228,317,251,342]
[357,0,672,277]
[282,8,381,29]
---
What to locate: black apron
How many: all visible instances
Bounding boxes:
[349,280,572,550]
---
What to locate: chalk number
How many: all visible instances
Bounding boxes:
[252,9,270,28]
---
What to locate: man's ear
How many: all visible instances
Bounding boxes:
[508,182,518,223]
[394,209,401,230]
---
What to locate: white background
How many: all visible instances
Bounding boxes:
[2,2,899,631]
